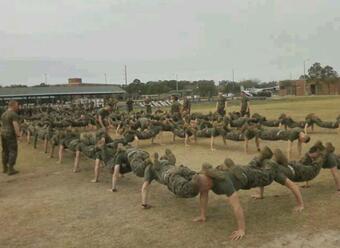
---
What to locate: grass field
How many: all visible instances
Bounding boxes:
[1,96,340,248]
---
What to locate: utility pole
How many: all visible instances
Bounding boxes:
[232,69,235,83]
[303,58,310,79]
[124,65,128,85]
[175,74,178,92]
[104,73,107,84]
[303,58,310,95]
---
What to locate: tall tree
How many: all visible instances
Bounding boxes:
[322,65,338,94]
[307,62,324,94]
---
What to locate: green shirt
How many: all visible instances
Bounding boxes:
[323,153,338,169]
[171,101,181,114]
[211,172,237,197]
[217,95,226,109]
[1,109,19,137]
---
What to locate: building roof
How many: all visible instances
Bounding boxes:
[0,84,126,98]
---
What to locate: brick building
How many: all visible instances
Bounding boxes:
[279,80,306,96]
[279,79,340,96]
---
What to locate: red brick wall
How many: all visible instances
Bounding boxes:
[295,80,305,96]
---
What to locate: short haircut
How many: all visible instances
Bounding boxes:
[8,100,18,108]
[304,136,311,143]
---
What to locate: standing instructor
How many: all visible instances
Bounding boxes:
[1,100,21,175]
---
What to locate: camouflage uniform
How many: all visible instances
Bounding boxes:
[144,159,199,198]
[1,109,19,173]
[209,159,278,196]
[240,96,249,117]
[274,155,323,184]
[216,95,226,116]
[144,98,152,115]
[258,127,302,141]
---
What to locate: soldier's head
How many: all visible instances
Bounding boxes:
[105,104,113,111]
[8,100,19,112]
[165,148,173,156]
[308,146,321,159]
[310,140,325,152]
[116,143,125,152]
[223,158,235,168]
[299,132,311,143]
[325,142,335,153]
[278,113,287,120]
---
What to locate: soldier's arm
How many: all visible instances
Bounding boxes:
[13,121,21,138]
[141,181,152,208]
[228,192,246,241]
[304,123,308,135]
[210,136,215,151]
[244,139,249,153]
[193,191,209,222]
[98,115,105,129]
[251,187,264,199]
[330,167,340,192]
[185,133,190,147]
[284,178,304,212]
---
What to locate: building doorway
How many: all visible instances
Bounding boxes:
[310,84,316,95]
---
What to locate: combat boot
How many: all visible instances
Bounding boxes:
[7,165,19,176]
[258,146,273,162]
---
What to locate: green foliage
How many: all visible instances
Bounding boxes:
[307,62,339,94]
[5,84,28,88]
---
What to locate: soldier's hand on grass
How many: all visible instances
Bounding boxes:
[229,229,245,241]
[293,205,304,212]
[193,216,206,222]
[251,194,264,200]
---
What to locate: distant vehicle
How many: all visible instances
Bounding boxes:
[223,93,234,98]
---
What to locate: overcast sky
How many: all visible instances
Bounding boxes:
[0,0,339,85]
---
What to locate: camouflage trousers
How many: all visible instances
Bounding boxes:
[224,131,245,141]
[165,166,198,198]
[276,161,321,183]
[314,120,339,129]
[78,143,98,160]
[258,129,282,141]
[1,135,18,167]
[262,120,280,127]
[151,162,198,198]
[230,118,247,128]
[235,164,276,190]
[127,148,150,177]
[173,129,193,138]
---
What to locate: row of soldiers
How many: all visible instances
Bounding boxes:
[20,100,340,166]
[3,99,340,240]
[23,120,340,241]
